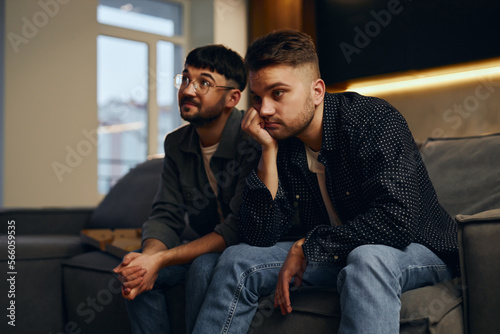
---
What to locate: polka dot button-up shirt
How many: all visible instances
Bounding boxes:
[239,92,459,271]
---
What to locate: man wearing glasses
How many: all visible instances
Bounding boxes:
[113,44,259,334]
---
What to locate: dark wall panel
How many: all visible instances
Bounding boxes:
[315,0,500,85]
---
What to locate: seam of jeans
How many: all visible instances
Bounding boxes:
[221,262,284,334]
[399,264,450,282]
[398,264,451,295]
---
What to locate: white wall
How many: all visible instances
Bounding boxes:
[2,0,249,208]
[213,0,249,108]
[4,0,99,207]
[189,0,249,108]
[1,0,5,207]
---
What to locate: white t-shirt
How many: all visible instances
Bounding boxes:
[200,142,223,223]
[304,144,342,226]
[201,142,219,196]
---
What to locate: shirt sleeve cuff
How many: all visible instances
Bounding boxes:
[141,220,181,249]
[214,214,240,247]
[245,169,287,201]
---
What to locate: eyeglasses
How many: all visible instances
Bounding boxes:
[174,74,235,95]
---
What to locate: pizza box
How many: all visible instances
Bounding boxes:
[80,228,142,258]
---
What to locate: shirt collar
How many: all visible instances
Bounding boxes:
[318,92,339,153]
[212,108,243,160]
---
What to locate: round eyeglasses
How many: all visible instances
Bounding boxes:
[174,74,235,95]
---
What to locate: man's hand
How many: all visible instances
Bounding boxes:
[113,252,162,300]
[241,107,277,150]
[242,107,280,198]
[274,239,308,315]
[113,252,147,296]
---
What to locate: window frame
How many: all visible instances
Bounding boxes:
[97,0,189,156]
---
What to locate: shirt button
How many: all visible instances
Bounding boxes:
[346,191,350,196]
[334,255,339,260]
[295,194,300,199]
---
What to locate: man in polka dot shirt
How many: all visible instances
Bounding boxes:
[190,30,459,334]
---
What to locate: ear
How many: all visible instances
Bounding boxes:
[311,79,326,107]
[225,89,241,108]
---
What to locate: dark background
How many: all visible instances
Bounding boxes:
[315,0,500,85]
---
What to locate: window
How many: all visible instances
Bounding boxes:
[97,0,186,194]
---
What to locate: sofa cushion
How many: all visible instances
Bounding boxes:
[400,279,463,333]
[253,287,340,333]
[0,235,84,261]
[63,249,122,271]
[88,157,164,229]
[0,257,72,333]
[420,133,500,217]
[252,279,463,334]
[62,251,130,334]
[63,251,185,334]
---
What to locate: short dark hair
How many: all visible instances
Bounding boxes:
[185,45,247,91]
[245,29,319,76]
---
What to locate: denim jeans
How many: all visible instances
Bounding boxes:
[191,242,453,334]
[125,263,190,334]
[125,254,221,334]
[185,253,222,333]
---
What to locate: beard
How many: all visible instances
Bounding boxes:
[267,92,316,140]
[179,93,227,127]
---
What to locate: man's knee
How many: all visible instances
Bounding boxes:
[345,244,399,272]
[216,244,257,270]
[338,245,402,293]
[215,243,284,280]
[191,253,220,276]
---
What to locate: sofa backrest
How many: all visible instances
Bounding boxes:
[87,133,499,227]
[88,157,164,229]
[420,133,500,218]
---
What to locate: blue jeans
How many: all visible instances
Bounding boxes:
[184,253,222,333]
[191,242,454,334]
[125,253,220,334]
[125,263,190,334]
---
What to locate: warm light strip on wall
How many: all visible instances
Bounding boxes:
[346,61,500,95]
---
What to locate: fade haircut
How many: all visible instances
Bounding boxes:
[245,29,320,78]
[185,44,247,91]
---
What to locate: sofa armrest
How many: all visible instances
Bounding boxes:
[0,208,94,235]
[456,209,500,223]
[0,208,94,333]
[456,209,500,334]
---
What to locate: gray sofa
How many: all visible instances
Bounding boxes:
[1,132,499,334]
